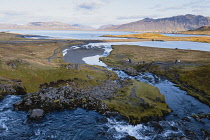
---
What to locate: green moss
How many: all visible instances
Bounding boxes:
[103,80,171,124]
[0,60,116,93]
[100,44,210,106]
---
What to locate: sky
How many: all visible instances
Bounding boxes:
[0,0,210,28]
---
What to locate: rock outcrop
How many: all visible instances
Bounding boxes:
[14,80,122,119]
[14,86,110,113]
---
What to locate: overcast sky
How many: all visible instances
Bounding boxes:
[0,0,210,27]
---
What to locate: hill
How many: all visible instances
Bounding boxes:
[97,24,116,30]
[0,22,81,30]
[194,26,210,31]
[181,26,210,35]
[72,24,96,30]
[102,14,210,32]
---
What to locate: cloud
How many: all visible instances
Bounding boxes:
[0,10,55,24]
[78,0,109,10]
[0,10,26,17]
[154,0,210,13]
[117,15,159,20]
[156,6,185,12]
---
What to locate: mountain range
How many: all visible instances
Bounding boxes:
[101,14,210,32]
[0,14,210,32]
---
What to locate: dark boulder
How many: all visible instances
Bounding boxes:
[28,109,45,120]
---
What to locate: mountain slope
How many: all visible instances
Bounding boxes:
[103,14,210,32]
[194,26,210,31]
[97,24,116,30]
[72,24,96,30]
[22,22,79,30]
[0,22,80,30]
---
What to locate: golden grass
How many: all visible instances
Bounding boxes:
[103,32,210,43]
[0,32,25,41]
[181,31,210,35]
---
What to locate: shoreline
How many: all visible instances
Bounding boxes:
[63,47,105,64]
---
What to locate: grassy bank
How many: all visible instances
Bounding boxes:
[103,79,171,124]
[100,45,210,106]
[0,32,117,94]
[0,32,172,124]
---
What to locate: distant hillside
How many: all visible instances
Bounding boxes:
[181,26,210,35]
[102,14,210,32]
[97,24,116,30]
[72,24,96,30]
[194,26,210,31]
[21,22,80,30]
[0,22,81,30]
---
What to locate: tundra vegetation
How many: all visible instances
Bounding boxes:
[102,32,210,43]
[0,32,171,124]
[103,79,171,124]
[100,44,210,106]
[0,32,117,94]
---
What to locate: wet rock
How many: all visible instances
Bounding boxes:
[177,136,191,140]
[192,114,205,123]
[181,117,191,122]
[28,109,45,120]
[148,121,163,134]
[184,130,197,139]
[104,111,119,117]
[0,83,26,100]
[173,114,178,117]
[14,86,111,115]
[121,135,138,140]
[201,129,210,140]
[122,67,138,76]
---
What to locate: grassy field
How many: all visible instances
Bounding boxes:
[103,32,210,43]
[181,31,210,36]
[103,79,171,124]
[0,32,117,94]
[100,45,210,65]
[100,45,210,106]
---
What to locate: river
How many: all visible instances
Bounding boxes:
[0,31,210,139]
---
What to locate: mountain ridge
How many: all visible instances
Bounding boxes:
[0,14,210,31]
[102,14,210,32]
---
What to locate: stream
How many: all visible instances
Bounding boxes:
[0,41,210,140]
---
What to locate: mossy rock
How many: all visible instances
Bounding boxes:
[103,79,171,124]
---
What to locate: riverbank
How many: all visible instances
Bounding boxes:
[0,32,171,125]
[0,32,117,94]
[100,45,210,106]
[102,32,210,43]
[1,32,210,139]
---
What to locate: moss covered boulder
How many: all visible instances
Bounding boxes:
[103,79,171,124]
